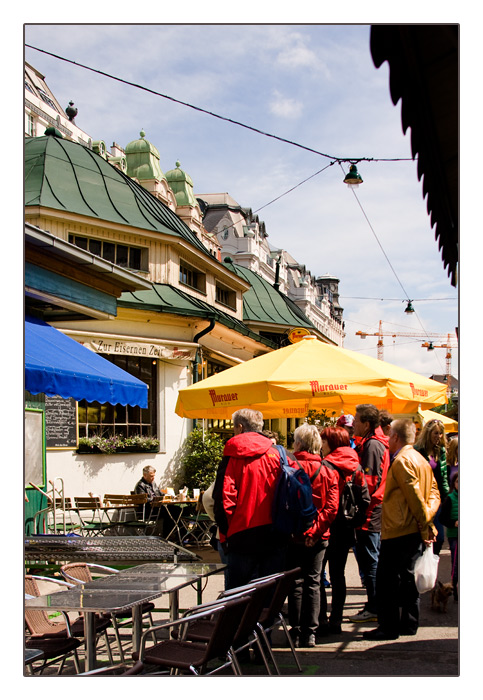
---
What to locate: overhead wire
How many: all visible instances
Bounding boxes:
[26,44,414,165]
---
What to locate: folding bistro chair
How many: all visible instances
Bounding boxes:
[133,595,250,675]
[179,510,213,547]
[73,496,113,536]
[103,493,149,535]
[253,567,303,674]
[143,495,165,536]
[25,575,115,666]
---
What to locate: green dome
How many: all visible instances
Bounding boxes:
[125,130,164,180]
[165,161,197,207]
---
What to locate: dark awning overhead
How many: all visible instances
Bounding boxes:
[370,25,458,286]
[25,315,148,407]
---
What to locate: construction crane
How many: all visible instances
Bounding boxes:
[421,334,458,399]
[356,320,457,361]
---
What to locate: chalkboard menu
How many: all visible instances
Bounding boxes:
[45,395,78,449]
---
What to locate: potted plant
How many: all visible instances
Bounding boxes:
[179,427,224,490]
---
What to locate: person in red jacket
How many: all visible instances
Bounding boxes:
[212,408,289,590]
[349,404,390,623]
[286,424,339,648]
[317,426,366,636]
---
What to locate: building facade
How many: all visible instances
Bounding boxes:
[24,64,345,501]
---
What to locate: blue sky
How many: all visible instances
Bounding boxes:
[24,22,459,379]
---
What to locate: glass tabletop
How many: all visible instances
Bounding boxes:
[113,562,225,578]
[24,588,160,613]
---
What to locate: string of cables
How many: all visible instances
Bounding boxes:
[26,44,413,166]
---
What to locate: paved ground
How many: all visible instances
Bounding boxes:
[28,541,459,678]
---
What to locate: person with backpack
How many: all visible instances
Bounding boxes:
[317,426,370,637]
[212,408,291,590]
[349,404,390,624]
[286,424,339,648]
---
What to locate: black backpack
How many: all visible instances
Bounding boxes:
[324,460,370,528]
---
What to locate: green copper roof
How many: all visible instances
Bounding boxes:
[165,161,198,207]
[125,130,165,181]
[119,283,276,348]
[25,135,208,255]
[222,259,316,329]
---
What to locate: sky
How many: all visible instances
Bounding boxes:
[23,22,460,380]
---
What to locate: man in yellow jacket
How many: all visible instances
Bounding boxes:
[363,419,440,641]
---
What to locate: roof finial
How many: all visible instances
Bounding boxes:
[176,160,181,168]
[140,129,146,138]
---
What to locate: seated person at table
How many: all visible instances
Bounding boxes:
[134,466,164,530]
[134,466,161,502]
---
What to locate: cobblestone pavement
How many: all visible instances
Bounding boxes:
[26,541,459,678]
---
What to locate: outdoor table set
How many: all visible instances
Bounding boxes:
[33,493,200,542]
[24,561,225,671]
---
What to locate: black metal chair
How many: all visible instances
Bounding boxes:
[178,576,282,673]
[253,567,303,674]
[133,595,250,675]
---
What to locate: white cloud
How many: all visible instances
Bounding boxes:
[268,90,303,119]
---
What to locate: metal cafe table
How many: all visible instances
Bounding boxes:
[24,562,225,671]
[24,535,200,566]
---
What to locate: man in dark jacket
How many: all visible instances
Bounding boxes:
[349,404,390,623]
[134,465,161,502]
[213,408,289,589]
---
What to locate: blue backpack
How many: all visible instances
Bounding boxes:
[271,445,319,536]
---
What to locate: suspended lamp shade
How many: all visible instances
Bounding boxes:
[343,164,363,187]
[404,301,415,314]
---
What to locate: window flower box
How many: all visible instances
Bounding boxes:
[76,435,159,454]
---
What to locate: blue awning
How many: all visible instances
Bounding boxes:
[25,316,148,408]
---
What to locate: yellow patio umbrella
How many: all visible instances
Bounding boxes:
[417,409,458,433]
[175,336,447,419]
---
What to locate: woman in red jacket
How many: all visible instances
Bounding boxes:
[287,424,339,648]
[317,426,365,636]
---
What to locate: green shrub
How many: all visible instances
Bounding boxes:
[180,427,225,490]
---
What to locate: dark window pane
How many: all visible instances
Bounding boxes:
[128,404,140,423]
[103,242,115,263]
[87,403,100,423]
[89,239,102,257]
[75,237,88,250]
[129,248,141,269]
[78,401,86,423]
[116,245,129,267]
[101,403,115,423]
[114,404,127,423]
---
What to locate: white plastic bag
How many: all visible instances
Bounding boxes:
[414,543,440,593]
